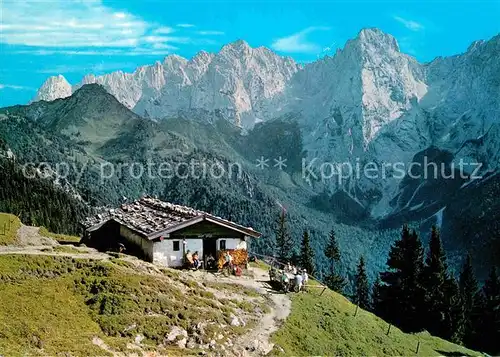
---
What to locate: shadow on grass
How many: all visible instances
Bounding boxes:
[434,350,475,357]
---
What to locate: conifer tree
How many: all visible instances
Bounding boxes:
[324,229,345,292]
[354,255,370,309]
[422,226,449,336]
[274,210,292,261]
[325,229,340,268]
[379,225,426,332]
[300,229,315,275]
[371,275,385,316]
[459,254,480,347]
[477,266,500,354]
[442,276,464,344]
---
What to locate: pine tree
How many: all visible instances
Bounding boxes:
[324,229,345,293]
[274,210,292,261]
[325,274,346,293]
[325,229,340,269]
[442,276,464,344]
[422,226,449,336]
[459,254,480,347]
[379,225,426,332]
[477,266,500,354]
[354,255,370,309]
[300,229,315,275]
[372,275,385,316]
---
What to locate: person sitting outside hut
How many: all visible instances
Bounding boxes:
[185,250,194,268]
[193,251,201,270]
[206,254,216,270]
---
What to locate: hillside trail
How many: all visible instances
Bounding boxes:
[2,224,291,356]
[233,267,291,356]
[16,224,57,246]
[193,267,292,356]
[0,223,109,260]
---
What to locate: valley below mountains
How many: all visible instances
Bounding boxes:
[2,28,499,280]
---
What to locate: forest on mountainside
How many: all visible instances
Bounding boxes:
[0,156,87,235]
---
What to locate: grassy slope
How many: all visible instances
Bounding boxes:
[271,281,480,357]
[0,213,21,245]
[0,255,264,356]
[0,278,104,356]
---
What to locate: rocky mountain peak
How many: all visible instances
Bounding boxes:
[220,39,252,58]
[190,50,214,66]
[163,54,188,67]
[467,40,486,52]
[348,28,401,57]
[73,83,108,96]
[32,74,72,103]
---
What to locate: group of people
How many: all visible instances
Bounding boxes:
[185,250,202,270]
[269,262,309,293]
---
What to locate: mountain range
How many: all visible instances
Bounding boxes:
[7,28,500,278]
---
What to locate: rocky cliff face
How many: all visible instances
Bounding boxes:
[32,75,72,103]
[134,40,299,127]
[31,29,500,220]
[35,41,299,128]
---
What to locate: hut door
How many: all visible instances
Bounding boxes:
[203,239,217,268]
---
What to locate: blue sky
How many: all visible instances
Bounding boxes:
[0,0,499,107]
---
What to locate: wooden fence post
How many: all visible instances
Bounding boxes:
[416,341,420,354]
[354,304,359,317]
[386,324,392,335]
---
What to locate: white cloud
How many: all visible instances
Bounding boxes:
[154,27,175,35]
[0,84,35,91]
[271,26,330,54]
[0,1,200,55]
[393,16,424,32]
[177,24,195,28]
[36,62,136,74]
[14,48,174,56]
[113,12,127,19]
[197,30,225,36]
[151,43,179,50]
[143,35,190,44]
[0,1,149,48]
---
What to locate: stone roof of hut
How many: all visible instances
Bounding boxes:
[83,197,261,239]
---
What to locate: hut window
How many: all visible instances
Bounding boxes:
[173,241,180,251]
[219,240,226,250]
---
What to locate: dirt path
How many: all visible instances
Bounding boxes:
[0,223,110,260]
[196,267,291,356]
[16,224,57,246]
[232,267,291,356]
[0,246,110,260]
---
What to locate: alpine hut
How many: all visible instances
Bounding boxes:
[82,197,261,267]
